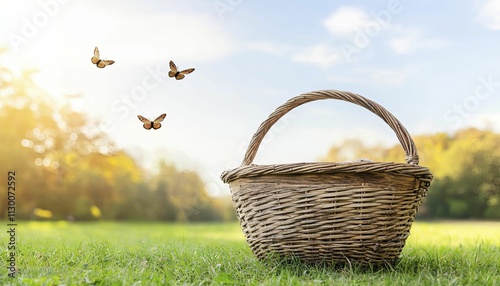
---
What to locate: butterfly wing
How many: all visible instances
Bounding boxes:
[91,47,100,64]
[175,68,195,80]
[154,113,167,122]
[168,61,178,78]
[152,113,166,129]
[143,122,153,129]
[97,60,115,68]
[180,68,195,75]
[137,115,153,130]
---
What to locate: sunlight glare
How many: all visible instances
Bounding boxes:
[21,138,34,148]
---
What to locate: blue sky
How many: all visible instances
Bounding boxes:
[1,0,499,195]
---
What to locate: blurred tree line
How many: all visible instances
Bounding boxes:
[322,128,500,219]
[0,61,236,222]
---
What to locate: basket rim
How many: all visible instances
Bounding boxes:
[221,161,432,183]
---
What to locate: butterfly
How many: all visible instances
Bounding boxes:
[91,47,115,68]
[168,60,195,80]
[137,113,167,130]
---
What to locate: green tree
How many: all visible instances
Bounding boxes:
[149,161,219,222]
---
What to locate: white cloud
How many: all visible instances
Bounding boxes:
[370,69,407,85]
[367,65,419,85]
[292,44,341,68]
[0,1,237,101]
[245,42,288,57]
[323,7,370,36]
[246,42,342,68]
[327,75,359,83]
[328,66,418,85]
[390,29,448,54]
[2,1,236,66]
[71,11,235,64]
[468,113,500,131]
[476,0,500,30]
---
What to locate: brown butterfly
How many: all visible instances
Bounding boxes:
[91,47,115,68]
[168,60,195,80]
[137,113,167,130]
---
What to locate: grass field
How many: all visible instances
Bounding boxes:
[1,221,499,285]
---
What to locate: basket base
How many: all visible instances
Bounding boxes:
[249,236,406,266]
[262,251,401,269]
[229,171,428,265]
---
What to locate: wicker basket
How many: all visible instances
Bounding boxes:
[221,90,433,266]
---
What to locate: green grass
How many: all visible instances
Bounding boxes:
[2,221,499,285]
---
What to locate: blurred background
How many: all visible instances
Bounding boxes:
[0,0,499,221]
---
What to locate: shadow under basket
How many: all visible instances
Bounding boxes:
[221,90,433,266]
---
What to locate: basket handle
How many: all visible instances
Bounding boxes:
[242,89,420,166]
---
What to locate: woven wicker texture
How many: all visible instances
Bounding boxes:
[221,90,433,266]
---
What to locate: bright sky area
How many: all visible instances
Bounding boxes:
[1,0,499,195]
